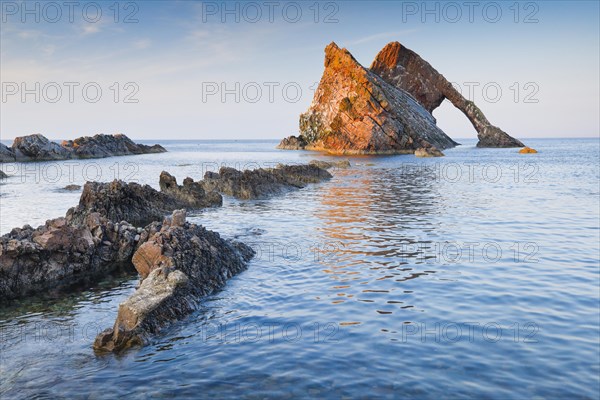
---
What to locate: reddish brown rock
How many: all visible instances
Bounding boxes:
[131,240,172,279]
[370,42,524,148]
[280,42,458,155]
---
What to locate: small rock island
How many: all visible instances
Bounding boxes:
[278,42,524,155]
[0,133,166,163]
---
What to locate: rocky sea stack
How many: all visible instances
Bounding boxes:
[278,42,524,154]
[0,133,166,163]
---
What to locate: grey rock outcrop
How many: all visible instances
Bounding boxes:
[0,143,15,162]
[201,164,332,199]
[12,134,72,161]
[159,171,223,209]
[276,135,307,150]
[1,133,166,163]
[0,214,139,300]
[61,134,166,158]
[93,210,254,352]
[67,177,222,227]
[415,146,444,157]
[309,159,351,169]
[63,184,81,191]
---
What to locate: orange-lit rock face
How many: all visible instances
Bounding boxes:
[296,42,457,155]
[519,147,538,154]
[280,41,524,152]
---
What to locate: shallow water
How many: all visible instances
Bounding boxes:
[1,138,599,399]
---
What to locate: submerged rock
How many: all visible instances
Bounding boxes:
[0,143,15,162]
[93,210,254,353]
[201,164,332,199]
[276,135,307,150]
[415,146,444,157]
[0,133,166,163]
[309,159,351,169]
[64,184,81,191]
[280,42,458,155]
[12,134,72,161]
[0,214,139,300]
[519,147,538,154]
[370,42,524,148]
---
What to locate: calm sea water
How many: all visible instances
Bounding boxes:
[0,138,599,399]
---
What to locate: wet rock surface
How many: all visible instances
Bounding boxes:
[93,210,255,353]
[0,214,139,300]
[63,184,82,191]
[67,177,222,228]
[415,146,444,157]
[1,133,166,163]
[201,164,332,199]
[309,159,351,169]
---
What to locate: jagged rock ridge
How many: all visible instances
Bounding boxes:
[370,42,523,148]
[0,133,166,163]
[93,210,255,353]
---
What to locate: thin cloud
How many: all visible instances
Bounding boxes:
[133,39,152,49]
[348,30,419,45]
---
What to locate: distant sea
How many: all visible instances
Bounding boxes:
[1,138,599,399]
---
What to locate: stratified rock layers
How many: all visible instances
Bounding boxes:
[370,42,523,148]
[281,42,457,155]
[278,42,523,153]
[93,210,254,352]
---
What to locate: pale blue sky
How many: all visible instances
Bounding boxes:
[1,0,598,140]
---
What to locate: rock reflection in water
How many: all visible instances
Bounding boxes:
[314,164,446,318]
